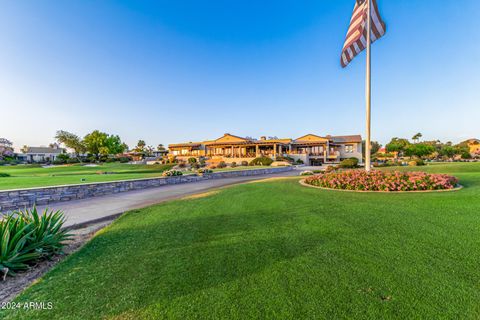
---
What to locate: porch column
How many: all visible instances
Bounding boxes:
[273,143,277,157]
[231,146,234,157]
[255,145,259,157]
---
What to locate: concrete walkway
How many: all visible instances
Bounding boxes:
[36,170,299,228]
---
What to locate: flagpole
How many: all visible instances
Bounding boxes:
[365,0,372,172]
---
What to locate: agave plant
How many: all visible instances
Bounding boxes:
[0,207,71,278]
[0,214,40,277]
[19,207,72,257]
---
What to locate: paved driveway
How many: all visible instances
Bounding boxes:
[35,170,299,228]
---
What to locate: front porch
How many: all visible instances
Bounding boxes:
[205,142,288,159]
[288,142,341,165]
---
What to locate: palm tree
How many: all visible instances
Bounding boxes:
[412,132,423,144]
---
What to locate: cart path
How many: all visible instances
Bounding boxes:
[35,170,300,228]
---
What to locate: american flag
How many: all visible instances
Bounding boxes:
[341,0,386,68]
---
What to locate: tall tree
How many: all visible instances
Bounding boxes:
[134,140,146,153]
[157,144,165,151]
[83,130,126,158]
[105,135,126,155]
[385,138,410,156]
[83,130,109,159]
[412,132,423,143]
[55,130,86,155]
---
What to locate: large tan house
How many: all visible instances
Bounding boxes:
[169,133,363,166]
[466,139,480,155]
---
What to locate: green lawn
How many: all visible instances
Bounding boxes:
[0,163,175,190]
[2,163,480,319]
[0,163,272,190]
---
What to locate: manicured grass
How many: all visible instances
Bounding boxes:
[2,163,480,319]
[0,163,275,190]
[0,163,175,190]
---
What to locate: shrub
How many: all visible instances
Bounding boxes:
[300,171,314,176]
[241,161,249,166]
[249,157,273,166]
[118,157,131,163]
[177,162,186,168]
[217,161,227,168]
[408,158,425,166]
[197,168,213,175]
[295,159,304,165]
[0,172,10,177]
[191,162,200,169]
[53,160,65,165]
[324,165,336,173]
[162,170,183,177]
[339,158,359,168]
[461,152,472,159]
[56,154,70,162]
[87,156,97,163]
[104,157,116,163]
[67,158,80,164]
[188,157,197,164]
[304,170,458,192]
[276,156,295,163]
[0,207,70,277]
[386,160,402,167]
[230,162,237,168]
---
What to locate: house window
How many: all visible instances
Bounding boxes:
[345,145,354,153]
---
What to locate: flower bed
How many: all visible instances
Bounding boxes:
[303,170,459,192]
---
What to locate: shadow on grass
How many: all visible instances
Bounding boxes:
[9,209,331,319]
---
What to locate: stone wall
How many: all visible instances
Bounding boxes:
[0,166,293,212]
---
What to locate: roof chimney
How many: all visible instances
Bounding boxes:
[260,136,266,140]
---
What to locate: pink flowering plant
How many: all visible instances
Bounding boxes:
[304,170,458,192]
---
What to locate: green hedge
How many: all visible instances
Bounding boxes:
[249,157,274,166]
[339,157,359,168]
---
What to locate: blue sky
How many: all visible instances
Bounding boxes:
[1,0,479,150]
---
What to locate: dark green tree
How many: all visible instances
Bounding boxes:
[385,138,410,156]
[404,143,435,158]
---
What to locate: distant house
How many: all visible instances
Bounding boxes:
[152,150,168,157]
[17,146,65,163]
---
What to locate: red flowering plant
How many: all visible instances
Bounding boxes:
[304,170,459,192]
